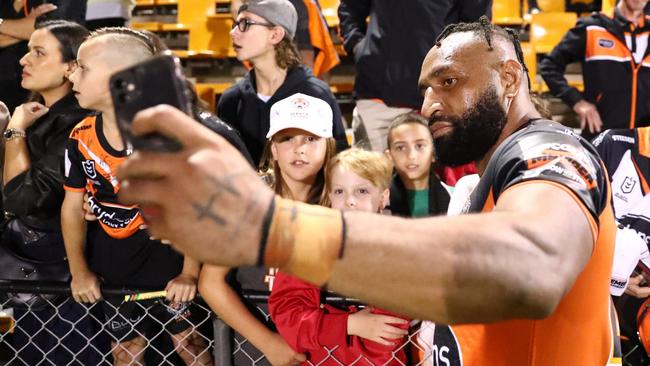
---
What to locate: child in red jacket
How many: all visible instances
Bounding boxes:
[269,148,410,365]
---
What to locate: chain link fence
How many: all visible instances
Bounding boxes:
[0,280,440,366]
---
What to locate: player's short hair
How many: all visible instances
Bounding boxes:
[326,148,393,191]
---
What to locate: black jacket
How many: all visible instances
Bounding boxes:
[389,167,450,217]
[539,10,650,137]
[217,65,349,166]
[3,93,92,231]
[338,0,492,108]
[0,0,86,112]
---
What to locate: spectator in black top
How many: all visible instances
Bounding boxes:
[338,0,492,152]
[218,0,348,166]
[539,0,650,140]
[2,20,103,365]
[0,0,86,112]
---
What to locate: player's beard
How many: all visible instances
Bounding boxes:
[430,85,508,167]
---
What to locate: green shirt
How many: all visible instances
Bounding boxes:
[407,189,429,217]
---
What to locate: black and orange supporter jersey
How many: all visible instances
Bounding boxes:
[63,115,144,239]
[539,9,650,135]
[593,127,650,244]
[431,119,617,365]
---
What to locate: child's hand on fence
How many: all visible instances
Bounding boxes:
[71,270,102,303]
[347,307,409,345]
[261,333,306,366]
[165,273,198,303]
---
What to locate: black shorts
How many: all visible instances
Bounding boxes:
[86,223,184,287]
[102,297,195,342]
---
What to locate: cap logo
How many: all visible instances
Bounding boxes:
[292,97,309,109]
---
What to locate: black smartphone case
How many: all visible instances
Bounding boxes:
[109,54,192,152]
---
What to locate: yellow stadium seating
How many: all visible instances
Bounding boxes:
[176,0,236,58]
[520,42,539,91]
[493,0,523,25]
[530,12,577,54]
[537,0,565,12]
[602,0,616,13]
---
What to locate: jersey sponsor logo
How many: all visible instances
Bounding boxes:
[611,277,627,289]
[599,38,615,48]
[88,195,139,230]
[82,160,97,179]
[431,325,462,366]
[622,176,637,194]
[70,124,92,137]
[612,135,635,144]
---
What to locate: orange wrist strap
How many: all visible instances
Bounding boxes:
[261,197,345,286]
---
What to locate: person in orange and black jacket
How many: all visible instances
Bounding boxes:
[539,0,650,141]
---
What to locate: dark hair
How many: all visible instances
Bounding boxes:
[275,37,301,69]
[35,20,89,63]
[387,112,431,147]
[436,16,532,91]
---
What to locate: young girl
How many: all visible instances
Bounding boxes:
[2,20,102,365]
[268,148,410,366]
[217,0,347,166]
[199,93,336,366]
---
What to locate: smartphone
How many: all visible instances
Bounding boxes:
[110,53,191,152]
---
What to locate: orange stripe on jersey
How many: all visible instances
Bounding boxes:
[638,126,650,158]
[586,26,632,62]
[63,185,86,193]
[452,180,615,365]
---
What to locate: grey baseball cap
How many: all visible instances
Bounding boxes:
[238,0,298,40]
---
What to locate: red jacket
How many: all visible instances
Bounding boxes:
[268,271,409,365]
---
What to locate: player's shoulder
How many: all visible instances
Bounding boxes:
[592,128,636,148]
[494,119,598,168]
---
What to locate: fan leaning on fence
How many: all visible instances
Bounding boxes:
[60,27,212,366]
[0,20,103,365]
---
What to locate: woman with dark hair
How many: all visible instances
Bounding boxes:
[217,0,348,167]
[2,20,103,365]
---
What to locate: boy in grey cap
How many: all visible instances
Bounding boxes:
[238,0,298,40]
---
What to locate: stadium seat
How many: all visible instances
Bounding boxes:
[520,42,539,92]
[602,0,616,13]
[177,0,236,58]
[530,12,577,54]
[493,0,523,25]
[537,0,565,12]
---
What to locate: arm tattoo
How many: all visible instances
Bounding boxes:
[191,172,244,225]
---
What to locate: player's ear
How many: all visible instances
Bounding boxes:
[500,59,522,100]
[379,188,390,211]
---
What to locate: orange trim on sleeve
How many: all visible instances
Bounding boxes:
[63,185,86,193]
[638,127,650,158]
[500,180,599,246]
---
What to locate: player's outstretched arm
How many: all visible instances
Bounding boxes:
[117,105,594,323]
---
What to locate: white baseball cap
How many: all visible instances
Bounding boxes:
[266,93,333,139]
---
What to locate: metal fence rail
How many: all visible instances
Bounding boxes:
[0,280,436,366]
